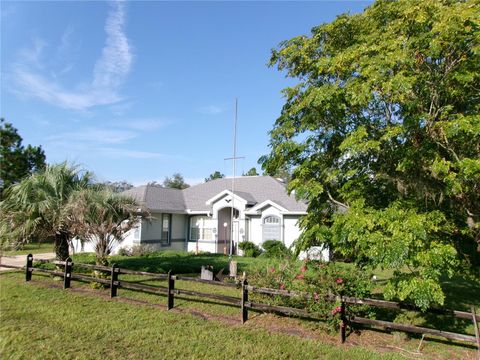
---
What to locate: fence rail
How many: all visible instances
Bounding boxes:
[6,254,480,350]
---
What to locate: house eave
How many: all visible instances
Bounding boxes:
[148,209,187,215]
[248,199,288,213]
[186,210,211,215]
[244,210,307,216]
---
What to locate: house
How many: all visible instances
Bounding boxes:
[73,176,329,260]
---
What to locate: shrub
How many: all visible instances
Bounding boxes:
[238,241,262,258]
[117,246,131,257]
[261,240,291,259]
[117,244,154,257]
[247,260,374,332]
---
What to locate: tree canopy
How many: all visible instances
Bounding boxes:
[163,173,190,189]
[0,163,93,259]
[0,163,141,262]
[205,171,225,182]
[242,167,259,176]
[68,187,142,265]
[103,180,134,193]
[0,119,46,198]
[261,0,479,309]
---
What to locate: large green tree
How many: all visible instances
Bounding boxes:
[205,171,225,182]
[163,173,190,189]
[0,163,93,260]
[102,180,134,193]
[0,119,46,198]
[242,167,259,176]
[261,0,479,309]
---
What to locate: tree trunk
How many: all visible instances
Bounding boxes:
[95,235,109,266]
[54,233,70,261]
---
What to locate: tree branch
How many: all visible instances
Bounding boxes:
[326,190,349,209]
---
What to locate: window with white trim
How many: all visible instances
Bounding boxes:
[190,216,214,242]
[262,215,281,242]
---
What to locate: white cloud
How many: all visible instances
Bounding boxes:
[121,118,169,131]
[47,128,137,145]
[17,37,46,69]
[198,105,225,115]
[92,1,132,91]
[10,1,132,110]
[98,147,165,159]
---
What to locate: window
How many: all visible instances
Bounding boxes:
[160,214,171,244]
[202,228,213,240]
[190,227,201,241]
[262,215,281,242]
[264,216,280,224]
[190,216,214,242]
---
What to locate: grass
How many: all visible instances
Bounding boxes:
[1,242,54,256]
[67,252,480,339]
[0,272,403,360]
[2,251,479,359]
[72,251,480,309]
[72,251,282,276]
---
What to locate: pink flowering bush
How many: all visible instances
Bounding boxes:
[247,260,373,332]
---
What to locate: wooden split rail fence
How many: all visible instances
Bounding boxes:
[3,254,480,350]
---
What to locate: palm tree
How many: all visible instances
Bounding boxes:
[68,188,144,265]
[0,163,93,260]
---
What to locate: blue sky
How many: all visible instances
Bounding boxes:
[1,1,370,185]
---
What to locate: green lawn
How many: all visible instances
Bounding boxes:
[2,251,479,359]
[71,251,480,310]
[1,242,54,256]
[63,253,480,346]
[0,272,403,360]
[72,250,281,275]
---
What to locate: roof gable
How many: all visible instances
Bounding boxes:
[247,199,288,213]
[123,176,307,213]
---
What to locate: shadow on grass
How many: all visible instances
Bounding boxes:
[441,274,480,310]
[349,323,478,351]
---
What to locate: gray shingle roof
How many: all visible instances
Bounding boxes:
[123,176,307,213]
[123,185,185,213]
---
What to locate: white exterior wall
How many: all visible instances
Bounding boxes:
[247,205,285,248]
[248,216,262,246]
[298,246,330,262]
[187,241,217,253]
[283,216,302,248]
[245,209,314,255]
[70,223,141,255]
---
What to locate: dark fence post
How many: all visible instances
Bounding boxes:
[241,277,249,324]
[63,257,72,289]
[472,306,480,352]
[167,270,175,310]
[340,298,347,343]
[110,264,119,298]
[25,254,33,281]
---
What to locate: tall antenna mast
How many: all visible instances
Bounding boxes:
[224,98,244,256]
[230,98,238,257]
